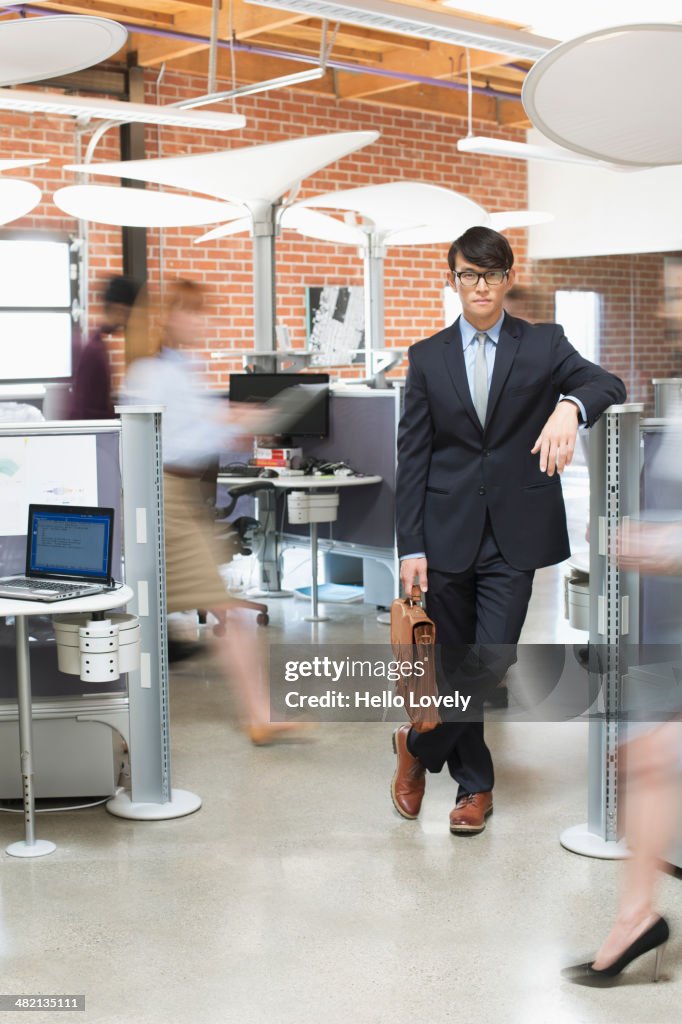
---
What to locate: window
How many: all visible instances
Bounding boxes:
[554,290,601,363]
[443,284,462,325]
[0,233,80,383]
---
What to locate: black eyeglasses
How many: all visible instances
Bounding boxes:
[453,269,509,287]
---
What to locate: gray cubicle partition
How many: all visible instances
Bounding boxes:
[0,422,125,798]
[0,414,196,817]
[281,386,400,605]
[0,423,124,700]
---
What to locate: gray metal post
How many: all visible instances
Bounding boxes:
[108,406,201,819]
[561,403,643,857]
[15,617,36,845]
[304,520,329,623]
[251,200,277,362]
[5,616,57,857]
[363,237,386,384]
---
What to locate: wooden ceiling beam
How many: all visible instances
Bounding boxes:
[160,48,524,124]
[133,6,220,65]
[160,47,334,85]
[39,0,173,25]
[231,3,309,41]
[254,31,380,64]
[336,42,515,100]
[349,82,495,120]
[348,82,524,125]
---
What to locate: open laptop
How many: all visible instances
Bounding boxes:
[0,504,117,603]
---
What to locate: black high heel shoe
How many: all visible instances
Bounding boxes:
[563,917,670,985]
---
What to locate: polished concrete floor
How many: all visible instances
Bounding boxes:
[2,537,681,1022]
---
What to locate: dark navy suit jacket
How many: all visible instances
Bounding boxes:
[396,313,626,572]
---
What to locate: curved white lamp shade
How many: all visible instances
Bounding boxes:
[194,217,253,243]
[299,181,489,238]
[280,207,366,245]
[0,179,41,225]
[66,131,380,205]
[0,158,49,172]
[0,16,127,87]
[53,185,246,228]
[523,24,682,167]
[489,210,554,231]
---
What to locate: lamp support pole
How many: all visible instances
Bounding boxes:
[363,235,387,386]
[250,199,278,367]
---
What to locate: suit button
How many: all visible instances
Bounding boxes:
[483,449,490,457]
[479,486,486,495]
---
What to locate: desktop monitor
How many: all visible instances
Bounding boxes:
[228,373,330,438]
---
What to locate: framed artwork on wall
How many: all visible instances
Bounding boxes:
[306,285,364,366]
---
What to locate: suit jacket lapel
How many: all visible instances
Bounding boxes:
[485,314,521,429]
[442,319,480,431]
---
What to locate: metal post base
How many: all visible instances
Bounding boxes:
[246,588,292,599]
[106,787,202,820]
[376,612,391,625]
[6,838,57,859]
[560,823,630,860]
[304,613,330,623]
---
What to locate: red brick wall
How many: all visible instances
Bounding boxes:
[2,66,678,412]
[1,67,527,392]
[529,253,682,414]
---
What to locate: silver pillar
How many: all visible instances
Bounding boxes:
[363,236,385,383]
[118,406,171,804]
[251,200,277,360]
[561,403,643,857]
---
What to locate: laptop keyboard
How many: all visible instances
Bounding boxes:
[4,578,94,593]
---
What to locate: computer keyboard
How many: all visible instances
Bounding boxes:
[2,578,90,594]
[221,465,266,478]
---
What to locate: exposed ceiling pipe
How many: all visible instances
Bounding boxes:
[2,4,523,104]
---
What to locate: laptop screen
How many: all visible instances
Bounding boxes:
[27,506,114,582]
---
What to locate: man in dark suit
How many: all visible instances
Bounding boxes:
[393,226,626,835]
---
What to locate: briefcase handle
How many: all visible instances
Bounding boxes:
[409,585,423,606]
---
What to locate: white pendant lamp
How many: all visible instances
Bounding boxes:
[53,185,246,229]
[0,16,127,87]
[523,24,682,167]
[0,180,42,225]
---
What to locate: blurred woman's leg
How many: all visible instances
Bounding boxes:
[593,721,682,969]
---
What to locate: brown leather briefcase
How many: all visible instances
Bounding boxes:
[390,586,440,733]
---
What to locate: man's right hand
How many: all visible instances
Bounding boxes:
[400,557,428,595]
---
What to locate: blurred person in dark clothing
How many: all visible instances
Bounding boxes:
[68,275,140,420]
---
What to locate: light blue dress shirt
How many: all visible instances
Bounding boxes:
[460,311,503,397]
[123,347,237,471]
[400,314,586,561]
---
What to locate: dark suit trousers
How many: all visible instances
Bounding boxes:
[407,518,534,797]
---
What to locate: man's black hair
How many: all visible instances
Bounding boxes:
[447,226,514,273]
[103,275,141,308]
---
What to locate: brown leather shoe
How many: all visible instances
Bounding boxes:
[449,792,493,835]
[391,725,426,819]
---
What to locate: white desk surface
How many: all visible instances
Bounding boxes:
[0,584,134,618]
[218,473,382,490]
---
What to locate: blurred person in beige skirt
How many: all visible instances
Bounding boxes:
[124,279,307,746]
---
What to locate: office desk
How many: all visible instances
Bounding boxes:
[218,474,382,620]
[1,586,133,858]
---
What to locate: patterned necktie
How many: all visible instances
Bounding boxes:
[473,331,489,426]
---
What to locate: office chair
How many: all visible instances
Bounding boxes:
[198,466,277,628]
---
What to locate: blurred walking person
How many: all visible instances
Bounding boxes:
[125,279,307,745]
[69,275,140,420]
